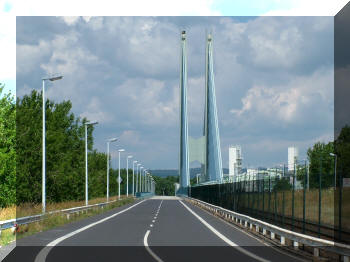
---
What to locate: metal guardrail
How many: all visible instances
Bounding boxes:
[0,199,124,236]
[0,194,155,238]
[185,196,350,262]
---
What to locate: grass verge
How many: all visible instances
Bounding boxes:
[0,197,135,246]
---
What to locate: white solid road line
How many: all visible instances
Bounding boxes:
[144,230,164,262]
[179,200,270,262]
[34,200,146,262]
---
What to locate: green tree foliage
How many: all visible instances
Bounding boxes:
[307,141,334,188]
[273,177,292,191]
[16,90,109,205]
[153,176,179,196]
[0,84,16,207]
[335,125,350,179]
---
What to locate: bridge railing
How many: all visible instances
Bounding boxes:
[184,196,350,262]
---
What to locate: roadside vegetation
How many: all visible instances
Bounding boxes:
[0,196,134,246]
[0,87,136,209]
[0,85,138,246]
[153,175,179,196]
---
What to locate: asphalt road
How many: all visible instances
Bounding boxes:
[3,196,305,262]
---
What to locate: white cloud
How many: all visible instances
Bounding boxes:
[17,40,51,75]
[230,67,333,124]
[15,16,335,168]
[115,78,179,127]
[60,16,80,26]
[40,33,100,77]
[80,96,113,124]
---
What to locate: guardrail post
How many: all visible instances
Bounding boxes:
[263,228,266,235]
[293,241,299,250]
[344,256,349,262]
[280,236,285,245]
[270,232,275,240]
[0,225,2,237]
[66,214,70,220]
[250,223,253,230]
[256,225,259,232]
[244,221,247,228]
[313,247,319,257]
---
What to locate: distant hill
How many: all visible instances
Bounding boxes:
[150,169,178,178]
[150,168,229,178]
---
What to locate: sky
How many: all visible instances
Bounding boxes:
[1,0,348,170]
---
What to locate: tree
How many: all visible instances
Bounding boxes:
[153,176,179,196]
[16,90,99,204]
[307,141,334,188]
[335,125,350,180]
[0,84,16,207]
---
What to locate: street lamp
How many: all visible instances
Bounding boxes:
[140,166,144,192]
[136,163,141,192]
[106,138,117,201]
[330,153,337,189]
[85,121,98,206]
[147,173,150,192]
[132,160,138,196]
[143,169,147,192]
[118,149,125,199]
[137,163,141,193]
[126,155,133,196]
[42,75,63,213]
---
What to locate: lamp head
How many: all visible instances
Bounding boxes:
[43,75,63,81]
[118,149,125,152]
[86,121,98,125]
[49,76,63,81]
[108,138,118,142]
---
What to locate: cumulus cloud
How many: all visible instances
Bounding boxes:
[230,67,333,125]
[16,16,334,168]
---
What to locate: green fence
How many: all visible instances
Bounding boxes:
[190,172,350,244]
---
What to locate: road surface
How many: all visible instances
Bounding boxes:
[3,196,304,262]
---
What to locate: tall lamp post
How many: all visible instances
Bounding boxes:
[106,138,118,201]
[126,155,133,196]
[145,172,148,192]
[42,75,63,213]
[330,153,337,189]
[140,167,144,192]
[147,173,150,192]
[132,161,138,196]
[118,149,125,199]
[137,164,141,193]
[85,121,98,206]
[143,169,147,192]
